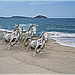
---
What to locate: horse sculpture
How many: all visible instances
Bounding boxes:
[27,32,48,56]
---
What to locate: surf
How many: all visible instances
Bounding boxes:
[48,31,75,47]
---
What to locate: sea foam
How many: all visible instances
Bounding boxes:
[0,28,13,32]
[48,31,75,47]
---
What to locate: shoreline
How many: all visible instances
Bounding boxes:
[0,40,75,74]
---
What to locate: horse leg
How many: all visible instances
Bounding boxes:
[1,39,4,44]
[34,44,44,55]
[33,52,36,56]
[8,45,11,49]
[1,38,6,44]
[33,45,38,56]
[22,39,26,49]
[7,38,13,49]
[27,45,30,52]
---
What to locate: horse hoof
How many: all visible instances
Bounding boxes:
[22,48,23,49]
[33,54,35,56]
[33,53,36,56]
[8,48,10,49]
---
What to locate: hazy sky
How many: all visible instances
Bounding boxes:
[0,1,75,18]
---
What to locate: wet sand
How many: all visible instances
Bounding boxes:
[0,40,75,74]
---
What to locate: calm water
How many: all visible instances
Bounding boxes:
[0,18,75,47]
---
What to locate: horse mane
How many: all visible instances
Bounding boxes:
[14,25,19,31]
[39,32,44,38]
[27,25,34,32]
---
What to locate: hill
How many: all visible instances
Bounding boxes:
[34,15,47,18]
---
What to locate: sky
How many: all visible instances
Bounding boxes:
[0,1,75,18]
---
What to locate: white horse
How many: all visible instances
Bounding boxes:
[2,25,23,49]
[8,25,23,49]
[25,25,36,37]
[27,32,47,56]
[22,25,36,49]
[2,25,23,43]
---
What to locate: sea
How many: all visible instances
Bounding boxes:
[0,18,75,47]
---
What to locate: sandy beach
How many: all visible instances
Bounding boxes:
[0,40,75,74]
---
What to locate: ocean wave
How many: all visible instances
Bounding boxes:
[47,31,75,47]
[47,28,75,31]
[56,41,75,47]
[47,31,75,38]
[0,28,13,32]
[15,23,39,31]
[18,23,39,27]
[0,23,38,32]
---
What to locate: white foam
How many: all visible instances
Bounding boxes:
[47,31,75,48]
[18,23,39,27]
[57,41,75,47]
[0,28,13,32]
[47,31,75,38]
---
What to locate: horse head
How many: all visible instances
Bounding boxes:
[43,32,48,43]
[27,25,36,36]
[18,25,23,35]
[32,25,36,36]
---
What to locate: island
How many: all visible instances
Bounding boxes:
[34,15,47,18]
[10,16,32,18]
[0,15,47,19]
[0,16,32,19]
